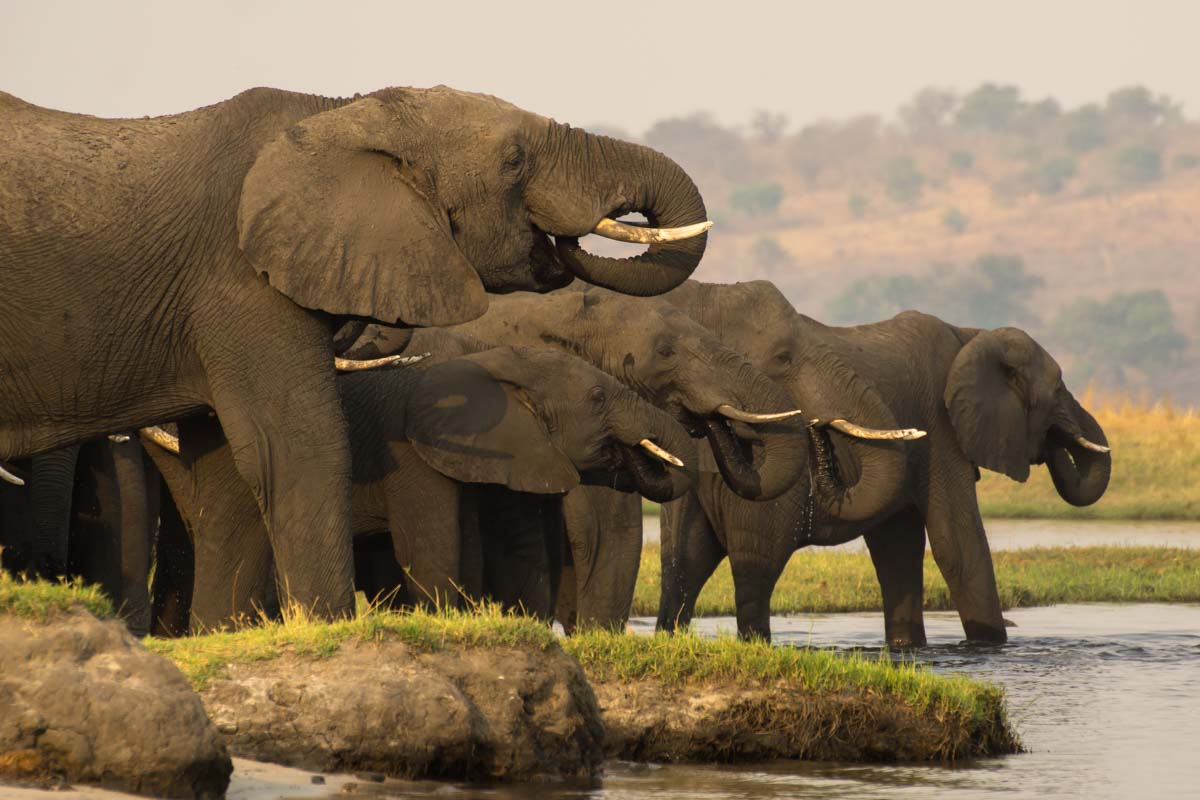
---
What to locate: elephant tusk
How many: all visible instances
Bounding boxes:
[139,426,180,455]
[334,353,430,372]
[716,403,805,424]
[107,434,131,443]
[1074,435,1110,454]
[828,418,927,441]
[591,217,713,245]
[0,462,25,487]
[638,438,685,468]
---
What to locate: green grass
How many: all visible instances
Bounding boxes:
[564,629,1005,727]
[633,544,1200,616]
[0,568,114,620]
[146,601,558,689]
[648,397,1200,520]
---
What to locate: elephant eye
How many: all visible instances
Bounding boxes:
[502,144,526,173]
[774,351,792,366]
[589,385,607,405]
[656,340,676,358]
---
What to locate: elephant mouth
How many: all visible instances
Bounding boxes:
[580,441,684,502]
[476,226,574,294]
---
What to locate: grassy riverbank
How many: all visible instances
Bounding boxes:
[633,544,1200,616]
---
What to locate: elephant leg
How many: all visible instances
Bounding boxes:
[921,468,1006,643]
[555,558,578,634]
[727,546,789,642]
[108,439,155,636]
[562,486,643,633]
[31,444,81,578]
[150,478,193,638]
[478,487,559,619]
[202,326,355,619]
[656,492,725,633]
[863,506,928,647]
[384,450,462,610]
[353,531,410,610]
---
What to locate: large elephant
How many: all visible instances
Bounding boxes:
[144,345,696,633]
[0,86,710,616]
[0,438,158,635]
[656,280,1111,644]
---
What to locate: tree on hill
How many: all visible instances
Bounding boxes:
[1051,289,1188,390]
[826,253,1042,327]
[955,83,1024,131]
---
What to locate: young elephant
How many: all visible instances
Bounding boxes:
[656,280,1111,644]
[144,346,696,633]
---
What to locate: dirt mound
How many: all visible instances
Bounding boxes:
[0,610,231,798]
[198,640,604,781]
[595,678,1018,763]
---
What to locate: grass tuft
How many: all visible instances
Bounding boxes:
[146,599,557,689]
[633,544,1200,617]
[0,568,113,620]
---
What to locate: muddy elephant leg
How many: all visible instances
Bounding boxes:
[921,466,1006,643]
[31,444,81,578]
[863,506,928,647]
[656,492,725,633]
[726,547,789,642]
[478,487,561,619]
[201,319,355,619]
[562,486,644,633]
[107,439,156,636]
[150,479,194,638]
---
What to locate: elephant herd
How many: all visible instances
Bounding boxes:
[0,84,1111,648]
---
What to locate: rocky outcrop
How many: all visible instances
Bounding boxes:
[198,640,605,781]
[593,679,1020,763]
[0,611,232,798]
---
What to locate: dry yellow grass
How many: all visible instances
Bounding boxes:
[977,392,1200,518]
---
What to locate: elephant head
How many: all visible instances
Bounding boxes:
[663,280,918,521]
[945,327,1111,506]
[404,347,698,502]
[237,87,710,328]
[451,288,810,501]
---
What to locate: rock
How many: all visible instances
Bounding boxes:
[0,610,232,798]
[199,640,604,781]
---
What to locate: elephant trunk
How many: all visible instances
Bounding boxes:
[610,396,697,503]
[529,125,708,296]
[30,445,81,578]
[1047,395,1111,507]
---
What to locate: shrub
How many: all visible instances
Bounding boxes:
[1064,105,1107,153]
[942,207,969,234]
[750,236,790,270]
[948,149,974,171]
[1029,156,1077,195]
[1112,145,1163,184]
[848,192,869,219]
[955,83,1023,131]
[884,156,924,204]
[729,182,784,217]
[1172,153,1200,171]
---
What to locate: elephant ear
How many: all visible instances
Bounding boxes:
[238,95,487,327]
[406,358,580,494]
[944,328,1039,482]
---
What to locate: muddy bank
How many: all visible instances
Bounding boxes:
[0,610,232,799]
[591,677,1019,763]
[195,639,605,782]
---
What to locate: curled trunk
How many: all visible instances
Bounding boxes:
[530,126,708,296]
[609,396,697,503]
[1047,396,1111,506]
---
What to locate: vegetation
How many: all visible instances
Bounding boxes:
[565,629,1008,729]
[884,155,924,204]
[632,545,1200,618]
[0,569,113,620]
[730,182,784,217]
[942,207,970,234]
[1112,145,1163,184]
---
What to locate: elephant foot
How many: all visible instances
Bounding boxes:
[961,619,1008,644]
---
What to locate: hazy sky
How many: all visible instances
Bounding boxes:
[3,0,1198,134]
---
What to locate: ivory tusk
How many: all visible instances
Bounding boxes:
[591,217,713,245]
[1074,435,1111,454]
[716,403,805,424]
[335,352,430,372]
[107,434,131,443]
[139,426,180,454]
[638,439,685,468]
[828,418,927,441]
[0,463,25,486]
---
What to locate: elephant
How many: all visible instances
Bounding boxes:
[438,286,921,631]
[654,280,1111,644]
[142,345,697,633]
[0,438,159,634]
[0,85,710,617]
